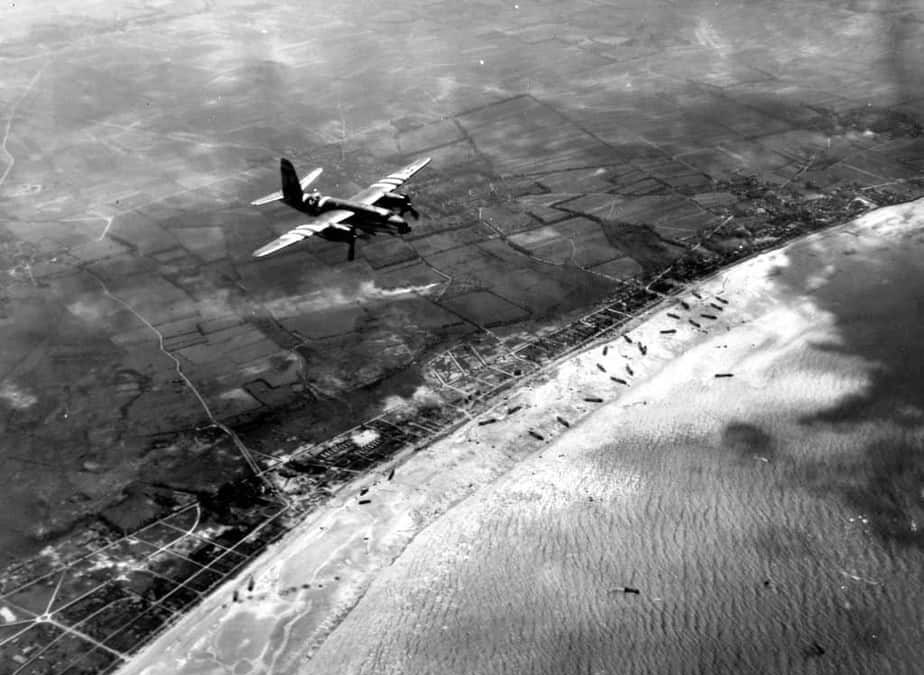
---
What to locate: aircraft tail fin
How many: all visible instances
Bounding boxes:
[280,158,303,206]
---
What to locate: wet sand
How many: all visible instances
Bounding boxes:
[304,200,924,674]
[124,200,924,674]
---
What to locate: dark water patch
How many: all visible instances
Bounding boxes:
[722,421,776,462]
[771,226,924,550]
[840,437,924,549]
[844,605,890,655]
[749,523,817,562]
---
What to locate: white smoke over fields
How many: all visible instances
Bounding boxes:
[0,380,38,409]
[350,428,380,448]
[263,280,441,319]
[381,385,444,413]
[66,297,109,322]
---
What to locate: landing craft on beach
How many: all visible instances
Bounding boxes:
[249,156,432,260]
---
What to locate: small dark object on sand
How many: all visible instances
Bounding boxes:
[715,373,734,378]
[247,576,254,592]
[507,405,522,415]
[584,396,604,403]
[387,467,395,480]
[359,487,369,496]
[478,418,497,426]
[701,313,718,320]
[667,312,680,319]
[529,430,545,441]
[358,499,372,505]
[680,300,691,310]
[596,363,606,372]
[626,365,634,376]
[660,329,676,334]
[716,296,729,304]
[556,416,571,428]
[638,343,647,355]
[805,641,826,658]
[689,320,701,328]
[709,303,724,311]
[623,334,633,344]
[691,291,702,299]
[610,586,640,595]
[603,346,609,356]
[233,590,240,602]
[611,377,628,385]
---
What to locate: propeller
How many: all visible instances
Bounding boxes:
[399,197,420,220]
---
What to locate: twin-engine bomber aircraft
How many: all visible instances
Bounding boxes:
[249,156,431,260]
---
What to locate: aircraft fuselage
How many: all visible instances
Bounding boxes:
[300,194,410,234]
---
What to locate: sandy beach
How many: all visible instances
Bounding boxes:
[123,199,924,674]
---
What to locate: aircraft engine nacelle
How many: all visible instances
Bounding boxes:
[325,197,392,219]
[379,191,418,222]
[379,191,410,205]
[366,204,393,219]
[387,214,411,234]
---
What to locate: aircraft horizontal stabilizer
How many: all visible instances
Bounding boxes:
[250,190,284,206]
[250,166,323,206]
[300,167,323,190]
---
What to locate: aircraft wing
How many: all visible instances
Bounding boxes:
[350,156,432,205]
[252,209,352,257]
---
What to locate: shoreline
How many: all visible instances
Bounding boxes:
[121,198,924,674]
[303,196,924,673]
